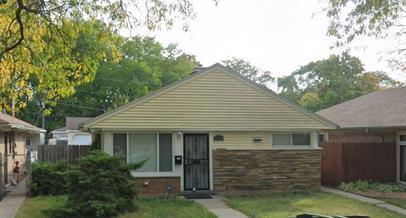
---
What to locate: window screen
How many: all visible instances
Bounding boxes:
[113,133,127,160]
[273,134,290,145]
[129,133,157,172]
[292,134,311,146]
[159,133,173,172]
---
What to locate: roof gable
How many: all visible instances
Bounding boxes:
[84,63,336,130]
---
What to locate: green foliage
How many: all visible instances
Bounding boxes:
[0,0,197,116]
[325,0,404,46]
[324,0,405,70]
[25,36,198,130]
[46,150,144,218]
[31,161,69,196]
[222,57,274,87]
[339,180,405,193]
[278,52,400,111]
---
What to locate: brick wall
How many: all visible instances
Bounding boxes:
[327,130,396,143]
[135,177,180,197]
[213,149,321,195]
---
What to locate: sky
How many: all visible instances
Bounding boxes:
[127,0,405,86]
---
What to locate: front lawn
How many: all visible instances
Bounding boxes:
[383,198,406,210]
[16,196,216,218]
[225,192,405,218]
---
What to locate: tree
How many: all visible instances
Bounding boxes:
[0,20,121,115]
[222,57,274,87]
[278,52,400,111]
[0,0,197,114]
[19,36,198,130]
[325,0,406,70]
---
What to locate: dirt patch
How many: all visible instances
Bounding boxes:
[358,190,406,199]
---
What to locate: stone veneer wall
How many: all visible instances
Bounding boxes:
[135,177,180,197]
[213,149,321,194]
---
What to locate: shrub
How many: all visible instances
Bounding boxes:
[339,180,405,193]
[47,150,144,218]
[31,161,69,196]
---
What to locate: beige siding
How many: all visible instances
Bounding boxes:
[213,132,269,149]
[91,69,331,130]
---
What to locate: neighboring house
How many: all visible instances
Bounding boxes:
[50,117,93,145]
[317,86,406,186]
[0,112,45,185]
[83,63,336,196]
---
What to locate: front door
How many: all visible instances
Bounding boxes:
[183,134,210,190]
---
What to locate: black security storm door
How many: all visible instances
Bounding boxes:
[183,134,210,190]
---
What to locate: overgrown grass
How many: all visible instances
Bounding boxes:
[339,180,404,193]
[16,196,216,218]
[225,192,405,218]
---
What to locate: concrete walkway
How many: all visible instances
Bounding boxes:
[0,181,27,218]
[193,195,247,218]
[322,187,406,216]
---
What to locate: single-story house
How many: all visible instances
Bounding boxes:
[83,63,337,196]
[0,112,45,185]
[317,86,406,186]
[50,117,93,145]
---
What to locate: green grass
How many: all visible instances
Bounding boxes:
[16,196,215,218]
[383,198,406,210]
[225,192,406,218]
[15,195,68,218]
[120,198,216,218]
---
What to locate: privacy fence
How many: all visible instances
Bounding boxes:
[36,144,91,163]
[321,142,396,186]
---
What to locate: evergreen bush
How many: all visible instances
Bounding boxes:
[47,150,144,218]
[31,161,68,196]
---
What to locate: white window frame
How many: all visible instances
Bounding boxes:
[114,132,174,174]
[271,132,312,148]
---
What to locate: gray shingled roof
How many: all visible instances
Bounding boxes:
[317,86,406,128]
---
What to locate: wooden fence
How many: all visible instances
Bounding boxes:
[321,142,396,186]
[36,145,91,163]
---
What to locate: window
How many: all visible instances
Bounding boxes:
[114,133,173,173]
[273,133,311,146]
[26,139,31,148]
[113,133,127,160]
[159,134,173,172]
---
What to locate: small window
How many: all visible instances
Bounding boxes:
[292,134,311,145]
[159,133,173,172]
[113,133,127,161]
[400,135,406,142]
[213,135,224,142]
[273,134,290,146]
[26,139,31,148]
[272,133,311,146]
